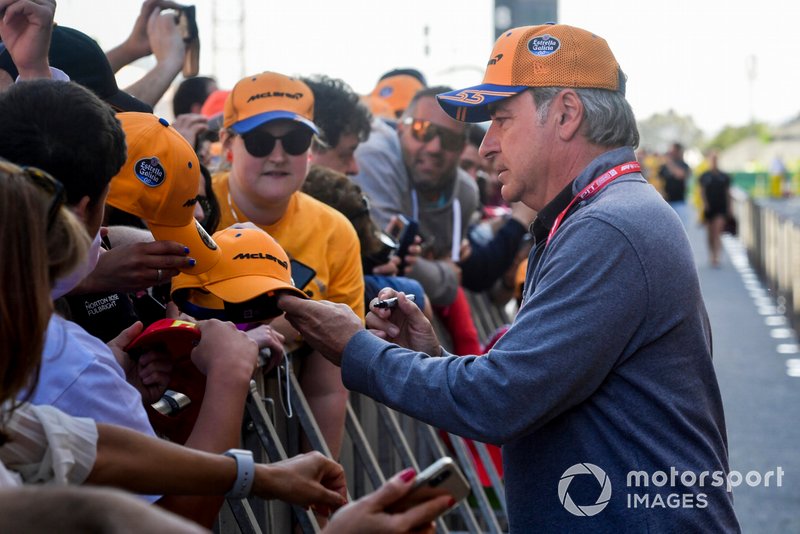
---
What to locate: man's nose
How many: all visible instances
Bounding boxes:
[479,122,500,160]
[423,132,443,153]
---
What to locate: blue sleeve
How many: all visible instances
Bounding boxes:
[49,359,157,438]
[341,216,648,445]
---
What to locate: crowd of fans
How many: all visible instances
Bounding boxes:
[0,0,524,531]
[0,0,745,531]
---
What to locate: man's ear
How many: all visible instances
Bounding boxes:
[554,89,584,141]
[71,195,92,224]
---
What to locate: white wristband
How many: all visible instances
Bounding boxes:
[223,448,255,499]
[15,67,70,82]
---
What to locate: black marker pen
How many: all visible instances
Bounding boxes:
[374,294,416,309]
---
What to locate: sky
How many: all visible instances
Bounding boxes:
[54,0,800,137]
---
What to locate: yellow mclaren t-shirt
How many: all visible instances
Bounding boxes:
[213,172,365,321]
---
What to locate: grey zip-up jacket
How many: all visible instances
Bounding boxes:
[353,119,478,306]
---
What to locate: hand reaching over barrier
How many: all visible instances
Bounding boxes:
[277,295,364,367]
[85,423,347,511]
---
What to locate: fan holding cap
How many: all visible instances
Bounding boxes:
[211,71,365,460]
[107,112,222,276]
[278,23,740,533]
[172,225,308,323]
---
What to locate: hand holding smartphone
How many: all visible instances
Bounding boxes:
[387,457,471,514]
[327,458,468,533]
[386,215,419,276]
[176,6,199,77]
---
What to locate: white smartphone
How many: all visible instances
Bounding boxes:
[389,457,471,513]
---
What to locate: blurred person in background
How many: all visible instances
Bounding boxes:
[658,142,691,225]
[698,151,732,267]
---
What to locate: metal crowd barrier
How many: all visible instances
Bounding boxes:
[213,283,518,533]
[733,188,800,330]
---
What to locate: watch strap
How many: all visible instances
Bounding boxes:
[223,448,255,499]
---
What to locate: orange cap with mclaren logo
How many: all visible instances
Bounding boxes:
[369,74,425,118]
[361,94,396,121]
[437,24,625,123]
[223,72,319,135]
[172,225,307,310]
[106,112,220,274]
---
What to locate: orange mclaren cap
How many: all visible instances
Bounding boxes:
[201,226,308,302]
[223,72,319,135]
[107,113,220,274]
[437,24,625,123]
[172,226,308,320]
[361,94,395,121]
[370,74,424,118]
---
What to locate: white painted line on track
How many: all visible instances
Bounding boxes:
[722,234,799,378]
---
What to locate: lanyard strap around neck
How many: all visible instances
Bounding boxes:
[546,161,641,246]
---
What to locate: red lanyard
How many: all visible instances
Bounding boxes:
[546,161,641,246]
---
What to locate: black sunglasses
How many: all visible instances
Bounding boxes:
[402,117,465,152]
[240,127,314,157]
[23,166,65,230]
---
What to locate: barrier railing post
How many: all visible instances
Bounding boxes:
[474,441,508,518]
[243,380,320,534]
[415,421,486,533]
[226,498,263,534]
[448,433,504,534]
[345,401,386,489]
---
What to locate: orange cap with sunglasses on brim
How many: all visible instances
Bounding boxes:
[106,112,221,274]
[436,24,625,123]
[223,72,320,135]
[171,226,308,322]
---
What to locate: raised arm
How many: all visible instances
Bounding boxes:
[0,0,56,80]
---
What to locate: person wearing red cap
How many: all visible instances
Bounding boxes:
[0,158,347,521]
[0,159,451,532]
[213,71,364,461]
[280,24,739,533]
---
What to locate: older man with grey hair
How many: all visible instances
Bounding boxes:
[280,24,740,533]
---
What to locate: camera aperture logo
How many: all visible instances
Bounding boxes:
[558,463,612,517]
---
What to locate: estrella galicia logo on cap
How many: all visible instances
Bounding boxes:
[528,34,560,56]
[134,157,166,187]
